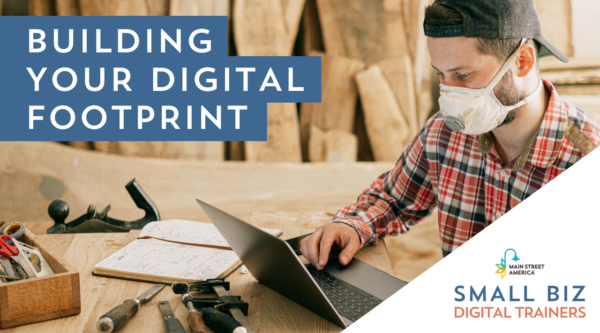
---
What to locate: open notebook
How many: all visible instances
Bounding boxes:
[93,220,282,284]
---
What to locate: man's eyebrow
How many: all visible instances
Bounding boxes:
[431,64,470,72]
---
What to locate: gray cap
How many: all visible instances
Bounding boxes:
[424,0,569,63]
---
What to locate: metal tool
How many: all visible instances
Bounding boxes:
[0,274,22,281]
[0,252,16,281]
[158,301,187,333]
[0,263,9,282]
[0,235,28,280]
[97,283,166,333]
[47,178,161,234]
[172,279,256,333]
[190,296,249,316]
[182,294,208,333]
[0,222,25,242]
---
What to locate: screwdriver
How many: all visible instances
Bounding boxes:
[182,294,208,333]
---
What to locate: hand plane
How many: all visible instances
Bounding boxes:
[47,178,160,234]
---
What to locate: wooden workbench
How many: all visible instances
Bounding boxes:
[8,212,394,333]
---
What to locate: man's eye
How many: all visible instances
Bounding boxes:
[457,73,470,79]
[436,72,444,76]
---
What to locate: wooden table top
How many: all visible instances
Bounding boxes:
[8,212,393,333]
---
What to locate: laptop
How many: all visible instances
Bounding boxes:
[196,199,407,328]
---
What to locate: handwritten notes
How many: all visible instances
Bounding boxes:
[139,220,281,249]
[94,238,240,281]
[93,219,282,283]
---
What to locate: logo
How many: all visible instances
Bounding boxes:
[495,248,520,279]
[495,249,545,279]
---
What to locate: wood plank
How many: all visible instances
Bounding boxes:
[93,142,169,158]
[146,0,169,15]
[569,0,600,58]
[95,142,224,161]
[166,142,225,161]
[234,0,305,162]
[541,68,600,85]
[300,53,365,160]
[405,0,435,128]
[417,74,435,126]
[356,64,411,162]
[234,0,289,56]
[170,0,228,15]
[245,103,302,163]
[533,0,574,57]
[56,0,80,15]
[554,84,600,96]
[29,0,55,15]
[540,58,600,88]
[403,0,429,64]
[67,141,93,150]
[379,56,419,136]
[308,126,357,163]
[78,0,168,15]
[540,57,600,71]
[317,0,408,66]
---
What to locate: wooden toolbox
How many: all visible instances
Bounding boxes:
[0,229,81,329]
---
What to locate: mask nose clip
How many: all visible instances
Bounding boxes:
[444,115,465,132]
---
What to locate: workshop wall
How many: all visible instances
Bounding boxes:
[4,0,598,162]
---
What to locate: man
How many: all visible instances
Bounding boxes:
[301,0,600,270]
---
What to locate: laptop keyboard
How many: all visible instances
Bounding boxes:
[307,265,383,322]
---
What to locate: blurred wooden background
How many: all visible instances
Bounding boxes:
[1,0,600,280]
[4,0,598,163]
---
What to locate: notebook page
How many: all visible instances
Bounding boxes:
[139,219,281,248]
[94,238,240,280]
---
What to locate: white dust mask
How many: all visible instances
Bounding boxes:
[439,38,543,135]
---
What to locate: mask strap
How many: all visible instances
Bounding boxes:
[484,38,526,92]
[504,79,544,112]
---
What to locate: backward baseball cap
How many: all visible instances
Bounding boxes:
[423,0,569,63]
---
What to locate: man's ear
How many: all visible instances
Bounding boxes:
[516,43,536,78]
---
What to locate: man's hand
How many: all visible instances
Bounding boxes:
[300,223,361,270]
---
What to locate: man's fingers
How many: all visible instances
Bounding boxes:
[317,231,335,270]
[338,234,361,265]
[300,238,309,260]
[305,227,324,267]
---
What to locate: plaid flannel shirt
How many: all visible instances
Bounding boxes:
[333,79,600,255]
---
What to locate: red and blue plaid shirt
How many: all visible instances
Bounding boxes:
[333,79,600,255]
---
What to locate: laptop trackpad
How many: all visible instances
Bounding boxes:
[323,259,408,300]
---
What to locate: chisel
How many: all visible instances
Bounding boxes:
[158,301,187,333]
[97,284,166,332]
